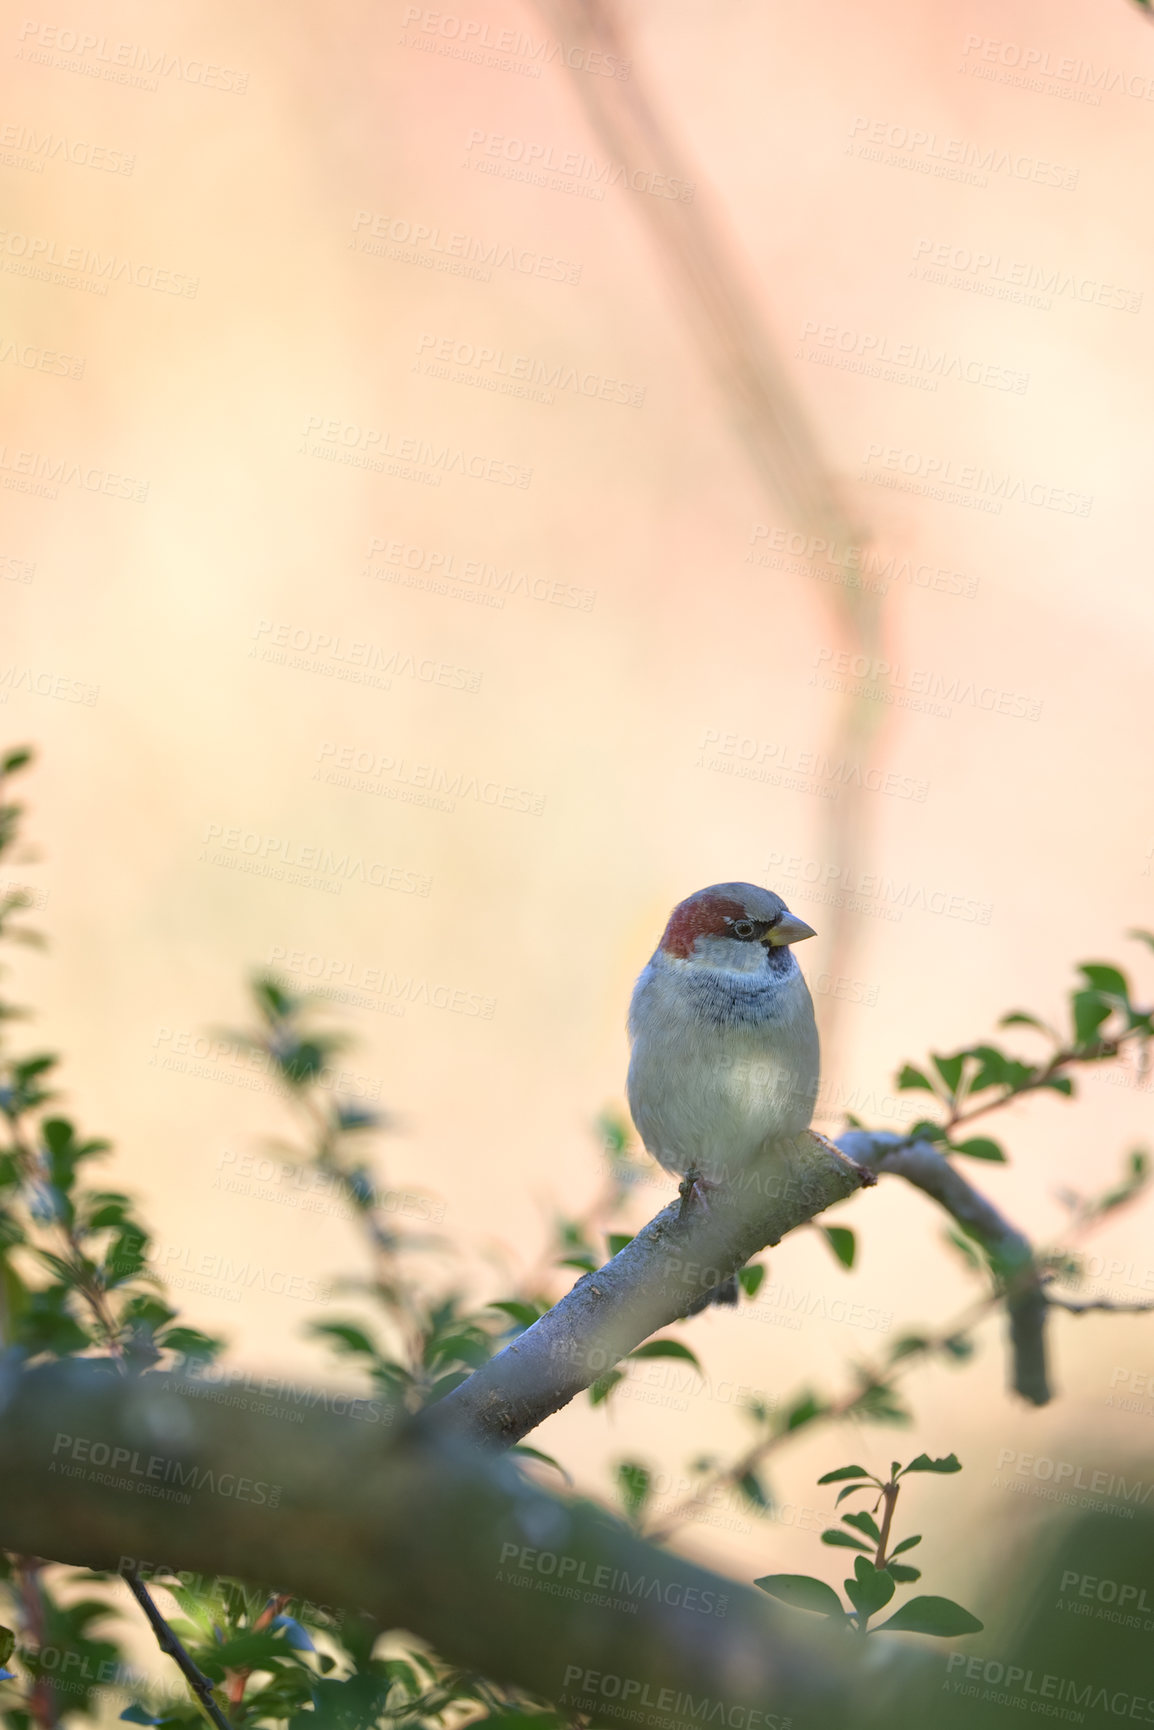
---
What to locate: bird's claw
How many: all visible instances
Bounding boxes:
[678,1169,720,1219]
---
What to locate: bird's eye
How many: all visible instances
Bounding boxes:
[731,920,755,940]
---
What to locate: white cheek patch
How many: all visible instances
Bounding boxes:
[692,934,766,974]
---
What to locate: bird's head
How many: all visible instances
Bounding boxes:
[656,882,816,974]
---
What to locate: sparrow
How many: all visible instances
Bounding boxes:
[626,882,820,1307]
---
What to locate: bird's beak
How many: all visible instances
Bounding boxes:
[764,913,817,947]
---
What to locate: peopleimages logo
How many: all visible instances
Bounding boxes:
[766,849,992,926]
[811,646,1043,721]
[558,1671,790,1730]
[399,6,631,78]
[960,33,1154,102]
[351,209,582,285]
[498,1544,728,1617]
[860,442,1092,516]
[15,21,248,92]
[911,237,1142,313]
[463,129,695,201]
[847,114,1079,188]
[994,1447,1153,1514]
[50,1432,281,1508]
[0,229,198,296]
[944,1651,1154,1720]
[747,524,978,599]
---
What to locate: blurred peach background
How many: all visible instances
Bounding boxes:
[3,0,1153,1606]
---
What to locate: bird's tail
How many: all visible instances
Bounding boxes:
[685,1273,739,1314]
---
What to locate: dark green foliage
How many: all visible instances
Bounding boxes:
[758,1456,982,1637]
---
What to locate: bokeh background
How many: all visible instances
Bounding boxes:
[3,0,1153,1664]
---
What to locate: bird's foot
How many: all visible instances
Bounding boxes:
[678,1169,721,1220]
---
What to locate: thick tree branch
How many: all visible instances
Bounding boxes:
[435,1132,872,1447]
[437,1120,1055,1450]
[0,1359,906,1730]
[839,1131,1051,1406]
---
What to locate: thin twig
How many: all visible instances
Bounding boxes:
[122,1570,234,1730]
[874,1480,900,1569]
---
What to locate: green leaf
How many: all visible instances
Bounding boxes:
[105,1229,148,1283]
[847,1381,911,1425]
[86,1197,132,1229]
[896,1064,935,1092]
[289,1673,395,1730]
[890,1534,922,1555]
[1041,1075,1074,1097]
[965,1045,1009,1092]
[820,1226,856,1269]
[309,1321,378,1357]
[422,1370,472,1404]
[943,1228,982,1270]
[738,1263,766,1298]
[901,1452,961,1475]
[999,1010,1048,1030]
[606,1233,634,1257]
[736,1470,770,1509]
[0,1625,13,1667]
[1080,963,1129,999]
[589,1370,624,1405]
[842,1510,881,1542]
[615,1460,651,1518]
[1,748,33,775]
[784,1393,825,1431]
[14,1284,92,1354]
[629,1339,701,1368]
[510,1445,572,1485]
[836,1482,874,1505]
[1072,990,1111,1045]
[884,1563,922,1583]
[821,1529,872,1553]
[425,1331,490,1370]
[487,1300,544,1330]
[817,1464,873,1485]
[875,1595,983,1636]
[845,1556,894,1621]
[598,1110,630,1156]
[334,1101,382,1134]
[951,1137,1006,1163]
[1127,929,1154,952]
[931,1053,965,1096]
[753,1574,846,1619]
[157,1326,222,1358]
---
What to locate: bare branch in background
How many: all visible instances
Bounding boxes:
[840,1129,1051,1405]
[529,0,892,1050]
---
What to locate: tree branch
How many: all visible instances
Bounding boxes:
[838,1131,1051,1406]
[0,1359,902,1730]
[1042,1294,1154,1315]
[122,1569,234,1730]
[435,1131,873,1447]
